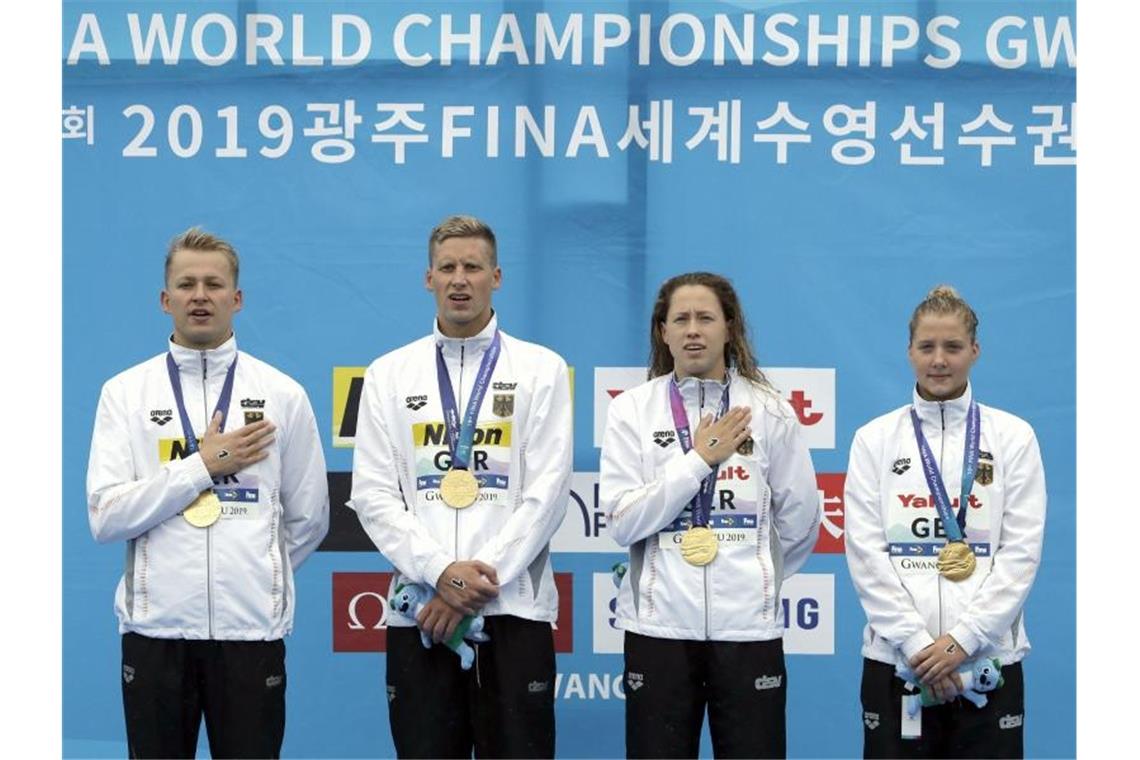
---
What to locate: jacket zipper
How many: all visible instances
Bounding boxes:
[202,353,214,638]
[937,403,945,637]
[700,382,710,641]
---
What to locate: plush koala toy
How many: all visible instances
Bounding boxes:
[897,658,1005,718]
[388,582,489,670]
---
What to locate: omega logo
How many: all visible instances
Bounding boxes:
[347,591,389,630]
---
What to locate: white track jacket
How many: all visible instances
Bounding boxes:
[844,384,1046,667]
[348,315,573,626]
[600,372,821,641]
[87,336,329,640]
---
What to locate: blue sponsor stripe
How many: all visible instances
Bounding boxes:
[888,542,991,557]
[662,513,758,533]
[213,487,259,503]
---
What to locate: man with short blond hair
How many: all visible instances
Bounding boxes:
[350,214,572,757]
[87,227,329,758]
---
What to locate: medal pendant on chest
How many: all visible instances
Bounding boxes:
[680,526,718,566]
[440,468,480,509]
[184,490,222,527]
[937,540,976,581]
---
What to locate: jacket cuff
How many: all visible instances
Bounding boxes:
[176,453,216,494]
[947,622,980,658]
[684,450,715,483]
[900,629,936,662]
[424,554,454,592]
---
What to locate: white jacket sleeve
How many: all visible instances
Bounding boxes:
[87,377,216,544]
[278,388,329,570]
[349,363,454,589]
[601,391,712,548]
[948,424,1046,656]
[844,427,936,661]
[473,358,572,586]
[765,413,821,578]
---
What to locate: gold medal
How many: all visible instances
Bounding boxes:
[184,491,222,528]
[680,526,718,566]
[938,541,976,581]
[440,469,479,509]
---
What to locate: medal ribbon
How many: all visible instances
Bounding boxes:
[435,330,502,471]
[909,400,980,542]
[668,378,730,529]
[166,352,238,457]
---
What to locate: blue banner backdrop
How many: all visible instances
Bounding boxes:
[63,2,1075,757]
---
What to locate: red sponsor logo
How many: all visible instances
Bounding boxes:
[716,465,750,481]
[788,390,824,426]
[896,493,983,509]
[814,473,845,553]
[332,571,575,653]
[553,572,573,653]
[332,571,393,652]
[607,389,624,399]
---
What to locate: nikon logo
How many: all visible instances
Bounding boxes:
[158,437,202,462]
[412,421,511,447]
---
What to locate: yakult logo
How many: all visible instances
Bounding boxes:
[593,367,835,450]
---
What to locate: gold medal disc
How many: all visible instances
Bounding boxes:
[440,469,480,509]
[680,526,718,566]
[937,541,976,581]
[184,491,222,528]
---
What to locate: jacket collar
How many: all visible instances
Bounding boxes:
[911,381,973,429]
[167,333,238,377]
[433,312,499,356]
[673,368,731,411]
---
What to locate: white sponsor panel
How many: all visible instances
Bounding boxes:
[781,573,835,655]
[593,367,647,448]
[593,366,835,449]
[592,572,625,654]
[552,472,624,553]
[762,367,836,450]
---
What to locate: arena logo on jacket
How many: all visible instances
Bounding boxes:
[411,420,513,502]
[157,436,261,519]
[593,366,836,449]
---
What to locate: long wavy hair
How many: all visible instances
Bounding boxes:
[647,272,770,388]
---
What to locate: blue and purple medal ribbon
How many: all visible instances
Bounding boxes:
[435,330,501,472]
[668,378,730,529]
[165,352,238,456]
[909,400,980,542]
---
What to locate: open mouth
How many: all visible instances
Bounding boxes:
[683,343,705,351]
